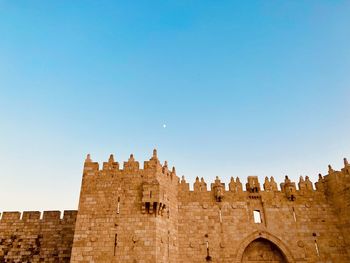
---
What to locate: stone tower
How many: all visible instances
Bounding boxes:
[70,150,179,262]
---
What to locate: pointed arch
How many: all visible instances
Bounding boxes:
[235,230,295,263]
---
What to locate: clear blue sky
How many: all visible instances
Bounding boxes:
[1,1,349,211]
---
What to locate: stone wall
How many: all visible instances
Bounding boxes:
[70,151,350,262]
[177,176,349,262]
[2,151,350,262]
[0,210,77,262]
[323,160,350,257]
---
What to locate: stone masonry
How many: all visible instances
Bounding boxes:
[1,150,350,262]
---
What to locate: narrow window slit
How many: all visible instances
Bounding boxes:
[315,240,320,256]
[292,207,296,222]
[145,202,150,213]
[167,230,170,258]
[114,234,118,256]
[117,197,120,214]
[253,210,262,224]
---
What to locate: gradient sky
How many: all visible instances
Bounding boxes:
[1,1,350,211]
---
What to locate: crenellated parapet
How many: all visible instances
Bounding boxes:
[263,176,278,191]
[315,173,324,190]
[179,176,190,191]
[341,157,350,174]
[229,177,243,193]
[83,153,350,204]
[176,158,350,204]
[123,154,140,172]
[102,154,119,172]
[82,149,178,183]
[83,154,99,173]
[321,158,350,196]
[0,210,77,262]
[0,210,77,222]
[144,149,162,174]
[79,153,350,223]
[246,176,260,193]
[194,177,207,192]
[298,175,314,193]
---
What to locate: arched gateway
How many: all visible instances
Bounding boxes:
[235,231,295,263]
[242,238,287,262]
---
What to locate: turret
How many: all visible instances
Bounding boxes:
[342,158,350,174]
[102,154,119,171]
[263,176,271,191]
[83,154,99,174]
[211,176,225,202]
[229,177,236,192]
[315,174,325,192]
[246,176,260,193]
[144,149,162,174]
[179,176,190,191]
[162,161,170,176]
[305,176,313,191]
[123,154,140,172]
[281,176,296,201]
[236,177,243,192]
[270,176,278,191]
[194,177,201,192]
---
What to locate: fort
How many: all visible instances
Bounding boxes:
[1,150,350,262]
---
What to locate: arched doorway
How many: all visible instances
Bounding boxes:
[242,238,287,263]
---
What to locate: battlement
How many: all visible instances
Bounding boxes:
[179,158,350,194]
[0,210,77,222]
[82,151,350,201]
[0,210,77,262]
[83,149,178,182]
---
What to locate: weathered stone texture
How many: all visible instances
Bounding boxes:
[1,152,350,262]
[0,210,77,262]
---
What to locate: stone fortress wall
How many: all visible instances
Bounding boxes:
[1,150,350,262]
[0,210,77,262]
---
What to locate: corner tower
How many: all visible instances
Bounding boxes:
[70,150,179,262]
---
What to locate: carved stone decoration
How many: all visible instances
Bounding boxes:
[246,176,261,193]
[281,176,297,201]
[297,240,305,248]
[132,235,138,243]
[141,179,167,216]
[215,186,224,202]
